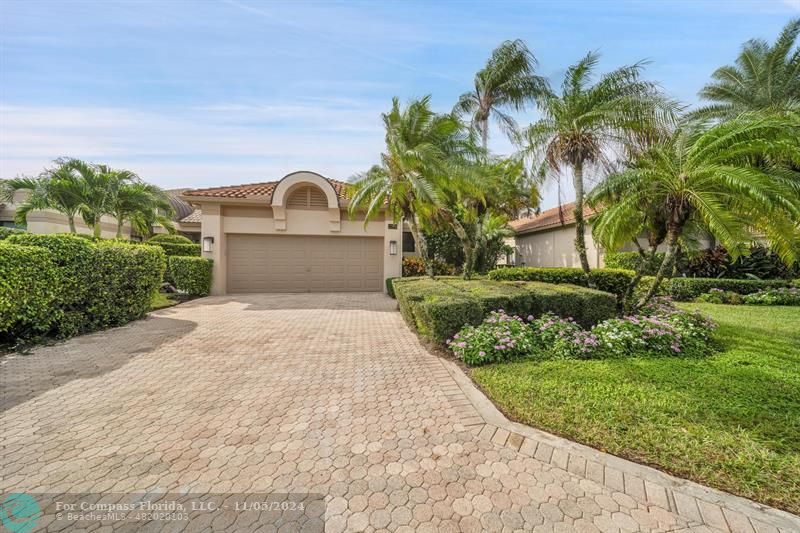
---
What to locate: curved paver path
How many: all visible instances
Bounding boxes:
[1,293,797,532]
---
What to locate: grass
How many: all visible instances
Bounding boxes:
[471,303,800,513]
[150,291,178,311]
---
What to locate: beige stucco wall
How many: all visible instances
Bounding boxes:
[196,173,402,295]
[515,224,604,268]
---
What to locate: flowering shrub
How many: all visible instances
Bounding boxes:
[592,315,682,357]
[742,287,800,305]
[530,313,600,359]
[695,289,743,305]
[448,310,536,366]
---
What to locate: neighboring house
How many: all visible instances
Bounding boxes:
[150,188,202,242]
[182,171,402,295]
[0,188,133,239]
[510,202,713,268]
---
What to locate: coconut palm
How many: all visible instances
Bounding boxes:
[109,181,175,238]
[589,112,800,310]
[1,161,86,232]
[455,39,549,151]
[520,52,678,277]
[692,19,800,121]
[348,96,474,277]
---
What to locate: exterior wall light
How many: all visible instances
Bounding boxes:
[389,240,398,255]
[202,236,214,252]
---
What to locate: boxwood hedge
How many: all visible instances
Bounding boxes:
[1,234,166,342]
[488,267,634,306]
[0,243,61,341]
[393,277,615,342]
[169,256,213,296]
[667,277,789,301]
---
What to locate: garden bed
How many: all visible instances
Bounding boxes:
[470,303,800,513]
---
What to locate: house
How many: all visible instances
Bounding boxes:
[150,188,202,242]
[182,171,402,295]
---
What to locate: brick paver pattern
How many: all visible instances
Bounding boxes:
[2,293,717,532]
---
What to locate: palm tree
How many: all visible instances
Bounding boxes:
[1,161,86,232]
[692,19,800,121]
[520,52,678,277]
[110,181,175,238]
[348,96,474,277]
[66,160,139,238]
[455,39,549,151]
[589,112,800,310]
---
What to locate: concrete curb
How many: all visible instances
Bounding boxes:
[437,357,800,533]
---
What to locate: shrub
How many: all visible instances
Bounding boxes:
[604,251,665,275]
[86,241,166,328]
[668,277,788,301]
[0,243,61,340]
[686,245,799,280]
[695,289,743,305]
[385,277,399,298]
[488,267,634,305]
[742,287,800,306]
[0,227,25,240]
[6,233,95,336]
[169,256,213,296]
[530,313,601,359]
[402,256,457,277]
[448,310,537,365]
[147,233,194,244]
[146,241,200,257]
[393,278,616,342]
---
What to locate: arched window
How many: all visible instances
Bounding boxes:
[286,186,328,210]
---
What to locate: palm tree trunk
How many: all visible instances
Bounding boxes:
[637,228,680,310]
[450,219,475,280]
[572,160,592,279]
[623,239,656,314]
[92,217,102,239]
[405,214,433,278]
[67,215,76,233]
[115,213,123,239]
[480,119,489,153]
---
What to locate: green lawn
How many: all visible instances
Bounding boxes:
[150,291,178,311]
[471,303,800,513]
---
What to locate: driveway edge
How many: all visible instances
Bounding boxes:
[437,357,800,533]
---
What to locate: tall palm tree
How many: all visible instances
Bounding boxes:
[520,52,678,277]
[589,112,800,310]
[110,181,175,238]
[1,161,86,232]
[455,39,549,151]
[692,19,800,121]
[348,96,474,277]
[67,160,138,238]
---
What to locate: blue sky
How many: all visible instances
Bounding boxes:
[1,0,797,208]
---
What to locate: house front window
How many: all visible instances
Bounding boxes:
[402,231,415,253]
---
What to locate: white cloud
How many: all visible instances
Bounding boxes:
[783,0,800,10]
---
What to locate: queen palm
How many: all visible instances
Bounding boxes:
[110,181,175,238]
[521,52,678,277]
[692,19,800,121]
[348,96,474,277]
[66,160,139,238]
[455,39,549,151]
[589,112,800,310]
[1,161,86,232]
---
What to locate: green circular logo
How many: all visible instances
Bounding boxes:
[0,494,41,533]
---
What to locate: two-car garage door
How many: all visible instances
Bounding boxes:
[227,234,383,293]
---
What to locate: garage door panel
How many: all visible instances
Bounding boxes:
[227,234,383,293]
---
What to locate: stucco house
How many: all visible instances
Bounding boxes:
[182,171,402,295]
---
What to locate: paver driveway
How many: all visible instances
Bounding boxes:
[0,294,792,532]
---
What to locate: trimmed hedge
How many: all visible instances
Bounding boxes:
[605,251,664,275]
[393,277,616,342]
[146,242,201,257]
[147,234,194,245]
[386,277,400,298]
[667,277,789,301]
[488,267,634,305]
[169,256,213,296]
[1,234,165,342]
[0,227,25,240]
[0,243,61,340]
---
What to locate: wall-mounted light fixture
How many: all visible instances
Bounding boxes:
[389,240,398,255]
[202,236,214,253]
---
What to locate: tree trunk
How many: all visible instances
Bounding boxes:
[116,213,124,239]
[451,221,475,280]
[67,215,76,234]
[92,216,102,239]
[623,240,657,314]
[406,214,433,278]
[572,160,593,282]
[480,117,489,153]
[637,229,680,310]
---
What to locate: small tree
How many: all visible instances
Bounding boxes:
[590,112,800,311]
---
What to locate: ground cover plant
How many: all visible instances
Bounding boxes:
[471,303,800,513]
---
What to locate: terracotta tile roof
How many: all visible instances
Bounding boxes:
[179,209,202,224]
[509,202,597,234]
[183,178,349,201]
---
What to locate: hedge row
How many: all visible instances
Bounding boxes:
[146,242,201,257]
[666,277,789,301]
[488,267,634,305]
[169,256,213,296]
[393,277,616,342]
[604,251,664,275]
[0,227,25,240]
[0,234,165,342]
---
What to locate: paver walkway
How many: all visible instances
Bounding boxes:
[1,293,797,533]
